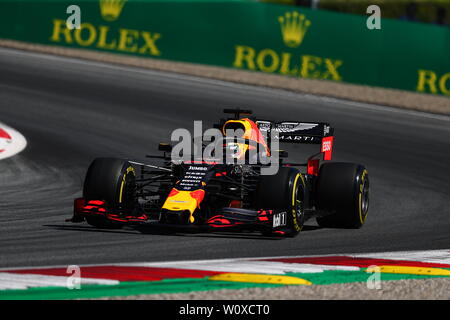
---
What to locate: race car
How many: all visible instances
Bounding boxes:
[68,108,370,237]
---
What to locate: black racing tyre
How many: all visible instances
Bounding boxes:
[315,162,369,229]
[256,167,306,237]
[83,158,137,228]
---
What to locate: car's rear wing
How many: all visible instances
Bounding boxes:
[256,120,333,143]
[256,120,334,161]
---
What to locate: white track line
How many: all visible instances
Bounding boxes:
[0,122,27,160]
[0,273,118,290]
[2,249,448,273]
[353,249,450,264]
[124,261,359,275]
[0,249,447,290]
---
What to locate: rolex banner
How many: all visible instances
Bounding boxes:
[0,0,449,96]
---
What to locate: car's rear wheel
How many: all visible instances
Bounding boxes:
[256,167,305,237]
[315,162,369,228]
[83,158,137,228]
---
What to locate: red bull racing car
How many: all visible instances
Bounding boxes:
[68,109,370,237]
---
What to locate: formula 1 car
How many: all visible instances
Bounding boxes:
[68,109,369,237]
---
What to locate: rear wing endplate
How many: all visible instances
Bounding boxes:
[256,120,335,161]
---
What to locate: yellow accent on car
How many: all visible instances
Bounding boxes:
[292,174,300,207]
[358,169,368,224]
[291,173,302,231]
[119,166,135,203]
[222,119,252,137]
[162,190,204,223]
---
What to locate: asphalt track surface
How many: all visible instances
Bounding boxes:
[0,47,449,269]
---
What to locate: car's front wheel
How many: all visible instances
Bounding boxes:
[83,157,137,228]
[256,167,306,237]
